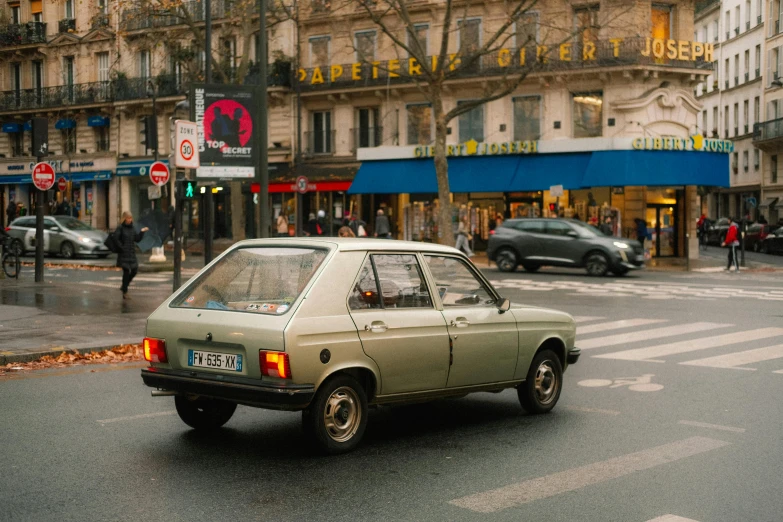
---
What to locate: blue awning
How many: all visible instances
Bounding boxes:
[507,153,592,191]
[0,175,31,185]
[23,121,31,131]
[87,116,110,127]
[2,123,21,133]
[66,171,113,182]
[581,150,730,188]
[55,119,76,130]
[349,159,437,194]
[448,156,520,192]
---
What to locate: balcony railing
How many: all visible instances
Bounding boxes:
[120,0,264,31]
[59,18,76,33]
[753,118,783,143]
[298,37,713,93]
[0,22,47,47]
[304,130,336,155]
[91,13,110,30]
[351,126,383,151]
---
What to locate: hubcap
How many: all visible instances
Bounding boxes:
[499,251,515,270]
[63,244,73,258]
[323,386,361,443]
[587,255,606,275]
[534,361,558,405]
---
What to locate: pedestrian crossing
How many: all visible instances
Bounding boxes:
[574,316,783,373]
[491,279,783,301]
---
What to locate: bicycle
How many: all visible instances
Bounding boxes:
[2,235,20,279]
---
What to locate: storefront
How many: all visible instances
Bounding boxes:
[351,137,730,258]
[117,157,171,222]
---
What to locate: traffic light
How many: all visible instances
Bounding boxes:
[31,117,48,157]
[142,115,158,153]
[179,179,198,200]
[549,203,557,213]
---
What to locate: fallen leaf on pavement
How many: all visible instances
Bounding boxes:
[0,343,143,377]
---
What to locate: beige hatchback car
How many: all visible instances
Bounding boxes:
[141,238,580,454]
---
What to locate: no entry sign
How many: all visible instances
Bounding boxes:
[296,175,309,194]
[32,162,55,191]
[149,161,170,187]
[57,177,67,192]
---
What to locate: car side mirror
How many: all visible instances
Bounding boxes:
[497,297,511,313]
[567,230,579,238]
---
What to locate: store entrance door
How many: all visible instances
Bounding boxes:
[646,204,678,257]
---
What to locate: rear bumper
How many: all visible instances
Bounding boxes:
[141,367,315,411]
[567,348,581,365]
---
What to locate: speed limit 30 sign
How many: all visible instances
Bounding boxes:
[174,120,200,169]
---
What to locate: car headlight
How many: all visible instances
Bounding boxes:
[79,237,92,244]
[613,241,630,249]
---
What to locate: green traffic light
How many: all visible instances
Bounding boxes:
[185,182,194,198]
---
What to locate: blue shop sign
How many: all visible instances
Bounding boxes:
[117,158,169,176]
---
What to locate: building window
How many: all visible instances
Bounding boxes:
[515,12,539,47]
[9,132,23,156]
[734,54,739,85]
[457,101,484,143]
[97,52,109,83]
[735,5,740,33]
[756,45,761,77]
[754,148,760,169]
[408,24,428,57]
[572,92,603,138]
[354,31,376,63]
[458,18,481,72]
[701,109,708,134]
[773,155,779,184]
[744,100,749,133]
[309,36,330,67]
[354,107,381,149]
[744,50,750,80]
[62,128,76,154]
[712,20,718,41]
[65,0,74,19]
[574,4,599,43]
[31,59,42,94]
[406,103,432,145]
[98,0,108,14]
[732,152,738,173]
[95,126,109,152]
[734,104,739,136]
[724,59,729,89]
[220,37,236,79]
[139,50,150,80]
[743,150,749,172]
[513,96,541,141]
[769,48,780,86]
[11,4,20,24]
[652,4,672,41]
[754,97,760,124]
[724,105,729,138]
[310,111,332,154]
[712,107,718,135]
[768,100,778,120]
[725,10,730,39]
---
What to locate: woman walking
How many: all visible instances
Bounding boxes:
[113,212,147,299]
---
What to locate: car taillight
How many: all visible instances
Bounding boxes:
[4,227,9,232]
[259,350,291,379]
[143,337,168,363]
[489,230,495,235]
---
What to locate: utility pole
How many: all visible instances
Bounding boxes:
[258,0,269,238]
[31,117,48,284]
[203,0,214,264]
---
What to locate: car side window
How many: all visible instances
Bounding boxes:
[517,220,545,233]
[370,254,432,309]
[348,258,382,310]
[424,255,496,307]
[545,221,573,236]
[44,219,58,231]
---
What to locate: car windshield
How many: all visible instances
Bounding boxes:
[171,246,328,315]
[569,219,605,237]
[57,217,93,231]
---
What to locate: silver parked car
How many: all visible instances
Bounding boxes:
[6,216,110,259]
[141,238,580,454]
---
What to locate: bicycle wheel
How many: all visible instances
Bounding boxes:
[2,253,19,279]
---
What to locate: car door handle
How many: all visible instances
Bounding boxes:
[451,318,470,328]
[365,321,388,333]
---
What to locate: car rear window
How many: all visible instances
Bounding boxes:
[171,246,328,315]
[12,218,34,228]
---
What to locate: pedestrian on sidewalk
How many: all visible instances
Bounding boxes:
[113,212,148,299]
[338,226,355,237]
[697,214,709,250]
[455,216,474,257]
[374,209,391,238]
[721,217,740,272]
[5,199,17,225]
[276,212,289,237]
[635,218,648,247]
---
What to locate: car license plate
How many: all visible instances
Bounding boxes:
[188,350,243,372]
[635,255,644,262]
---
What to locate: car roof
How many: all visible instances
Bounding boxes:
[231,237,464,255]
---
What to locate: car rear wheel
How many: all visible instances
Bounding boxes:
[518,349,563,414]
[522,263,540,273]
[174,395,237,431]
[303,374,368,455]
[496,248,518,273]
[753,242,760,253]
[760,242,769,254]
[585,252,609,277]
[60,241,75,259]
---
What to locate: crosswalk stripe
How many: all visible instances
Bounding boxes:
[573,316,604,323]
[646,516,701,522]
[578,322,723,350]
[577,319,666,335]
[680,344,783,370]
[773,370,783,374]
[595,327,783,362]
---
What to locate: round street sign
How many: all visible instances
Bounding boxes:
[149,161,170,187]
[180,139,194,161]
[32,162,55,191]
[296,175,309,194]
[57,177,67,192]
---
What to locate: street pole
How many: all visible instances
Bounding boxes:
[204,0,213,264]
[173,174,183,292]
[258,0,269,238]
[34,162,44,283]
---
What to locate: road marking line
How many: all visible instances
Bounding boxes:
[563,405,621,416]
[595,327,783,362]
[647,512,700,522]
[448,436,730,513]
[577,319,667,335]
[680,344,783,370]
[573,316,605,323]
[773,369,783,374]
[678,420,746,433]
[579,322,723,350]
[97,410,176,425]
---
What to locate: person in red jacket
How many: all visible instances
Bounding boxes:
[721,217,740,272]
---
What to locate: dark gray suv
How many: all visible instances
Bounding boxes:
[487,218,644,276]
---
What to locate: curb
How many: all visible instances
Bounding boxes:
[1,341,141,366]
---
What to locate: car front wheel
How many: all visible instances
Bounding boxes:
[517,349,563,414]
[174,395,237,431]
[303,374,368,455]
[60,241,75,259]
[585,252,609,276]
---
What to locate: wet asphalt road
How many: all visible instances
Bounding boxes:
[1,266,783,521]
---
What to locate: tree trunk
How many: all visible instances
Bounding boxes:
[432,92,454,247]
[230,181,246,241]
